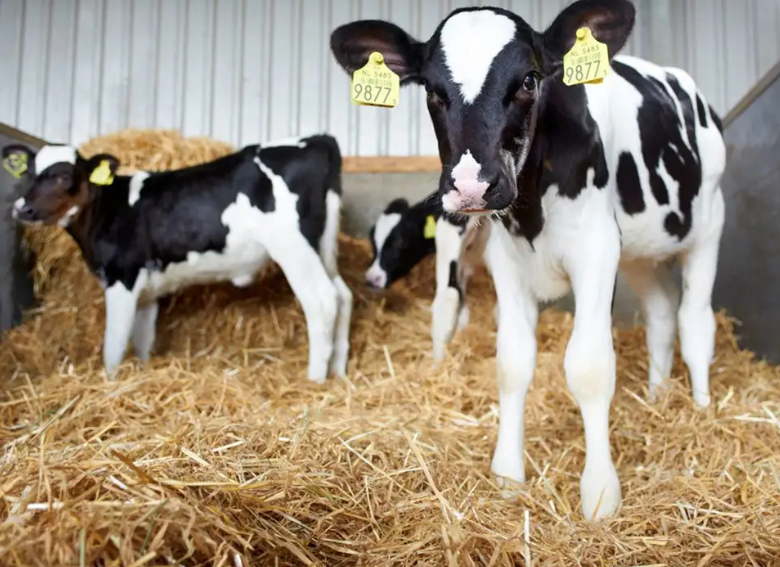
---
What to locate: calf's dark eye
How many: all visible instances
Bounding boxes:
[523,73,538,92]
[427,89,446,108]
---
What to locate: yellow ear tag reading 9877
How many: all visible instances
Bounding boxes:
[351,52,400,108]
[562,27,610,86]
[423,215,437,239]
[89,160,114,185]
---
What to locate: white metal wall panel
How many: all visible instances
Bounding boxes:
[647,0,780,120]
[0,0,778,156]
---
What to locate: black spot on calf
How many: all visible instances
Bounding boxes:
[616,152,644,215]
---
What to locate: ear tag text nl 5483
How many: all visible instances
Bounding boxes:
[90,160,114,185]
[351,52,400,108]
[2,153,28,178]
[424,215,437,239]
[562,27,609,86]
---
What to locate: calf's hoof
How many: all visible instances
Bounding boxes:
[580,464,621,521]
[692,390,711,409]
[104,365,120,381]
[329,343,349,379]
[307,371,328,385]
[491,451,526,498]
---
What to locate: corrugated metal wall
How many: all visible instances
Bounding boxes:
[0,0,778,157]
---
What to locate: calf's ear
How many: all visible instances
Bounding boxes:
[330,20,425,84]
[84,153,120,186]
[542,0,635,70]
[384,197,410,215]
[1,144,36,179]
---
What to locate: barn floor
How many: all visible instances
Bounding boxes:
[0,131,779,567]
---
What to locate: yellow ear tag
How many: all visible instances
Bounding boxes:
[350,52,400,108]
[423,215,437,239]
[89,159,114,185]
[562,27,610,86]
[2,153,28,178]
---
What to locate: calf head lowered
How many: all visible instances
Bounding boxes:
[366,197,439,289]
[330,0,635,218]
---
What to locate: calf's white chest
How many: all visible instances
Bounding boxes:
[491,204,572,303]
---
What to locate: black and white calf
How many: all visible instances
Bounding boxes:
[365,192,489,359]
[2,134,353,384]
[331,0,726,519]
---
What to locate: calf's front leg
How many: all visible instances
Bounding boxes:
[267,231,338,384]
[564,220,622,520]
[484,225,539,490]
[431,219,465,360]
[103,272,146,379]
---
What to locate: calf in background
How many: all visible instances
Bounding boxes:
[2,134,353,384]
[365,192,490,359]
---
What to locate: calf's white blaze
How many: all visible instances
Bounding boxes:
[34,145,77,173]
[440,10,516,104]
[366,211,402,287]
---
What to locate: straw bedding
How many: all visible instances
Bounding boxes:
[1,129,779,567]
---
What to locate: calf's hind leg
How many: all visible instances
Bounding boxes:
[132,300,159,364]
[268,230,339,384]
[319,190,353,378]
[677,188,725,408]
[621,261,679,401]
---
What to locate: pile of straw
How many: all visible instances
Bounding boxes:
[1,130,779,567]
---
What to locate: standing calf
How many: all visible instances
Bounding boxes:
[2,134,353,383]
[331,0,726,519]
[365,192,489,359]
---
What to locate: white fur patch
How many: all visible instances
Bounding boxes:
[372,211,402,254]
[365,210,402,288]
[451,150,486,189]
[440,9,516,104]
[103,269,149,378]
[57,206,79,228]
[128,172,150,206]
[320,190,342,275]
[444,150,490,211]
[431,217,467,359]
[365,261,388,288]
[141,192,270,303]
[34,145,77,174]
[260,136,308,148]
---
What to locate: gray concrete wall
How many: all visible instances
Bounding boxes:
[712,61,780,364]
